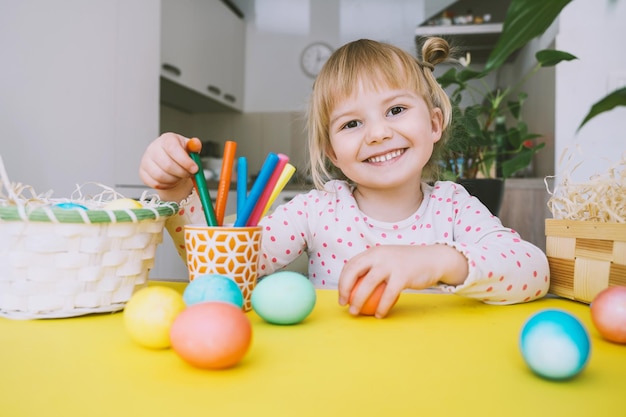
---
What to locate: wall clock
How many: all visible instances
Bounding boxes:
[300,42,334,78]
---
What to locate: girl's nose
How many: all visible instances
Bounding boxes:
[364,118,392,144]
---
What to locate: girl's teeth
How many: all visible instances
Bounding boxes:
[368,149,403,163]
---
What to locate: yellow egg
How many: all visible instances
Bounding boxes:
[104,198,143,210]
[123,286,186,349]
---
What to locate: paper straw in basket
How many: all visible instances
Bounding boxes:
[186,138,218,227]
[0,155,20,202]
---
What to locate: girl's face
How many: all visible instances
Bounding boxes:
[327,83,443,191]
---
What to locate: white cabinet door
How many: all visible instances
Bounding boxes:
[161,0,208,93]
[161,0,245,111]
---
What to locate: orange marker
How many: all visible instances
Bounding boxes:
[215,141,237,226]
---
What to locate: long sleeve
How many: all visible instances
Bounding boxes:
[427,183,549,304]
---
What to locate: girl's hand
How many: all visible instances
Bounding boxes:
[139,133,199,202]
[337,245,469,318]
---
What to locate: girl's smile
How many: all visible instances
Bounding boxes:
[364,148,405,164]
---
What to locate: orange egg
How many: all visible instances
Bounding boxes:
[349,279,387,316]
[170,302,252,369]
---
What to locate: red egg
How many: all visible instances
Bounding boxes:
[590,286,626,344]
[349,279,392,316]
[170,302,252,369]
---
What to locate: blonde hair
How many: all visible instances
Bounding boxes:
[307,37,452,189]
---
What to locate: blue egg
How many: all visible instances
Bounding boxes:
[520,309,591,380]
[251,271,316,325]
[183,274,244,308]
[54,202,88,210]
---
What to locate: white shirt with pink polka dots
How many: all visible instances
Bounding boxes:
[165,180,549,305]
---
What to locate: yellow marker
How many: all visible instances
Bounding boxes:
[261,163,296,216]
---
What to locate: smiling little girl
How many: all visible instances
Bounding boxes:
[139,37,549,318]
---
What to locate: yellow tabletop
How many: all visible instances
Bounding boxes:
[1,281,624,417]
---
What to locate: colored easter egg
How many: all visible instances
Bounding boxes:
[251,271,316,325]
[590,286,626,344]
[103,198,143,210]
[349,278,388,316]
[170,302,252,369]
[123,286,186,349]
[54,202,88,210]
[520,309,591,380]
[183,274,244,308]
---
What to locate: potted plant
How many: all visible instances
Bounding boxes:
[486,0,626,303]
[421,0,578,214]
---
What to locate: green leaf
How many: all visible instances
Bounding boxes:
[501,92,527,120]
[578,87,626,130]
[502,152,534,178]
[486,0,573,72]
[458,68,486,82]
[437,68,460,88]
[577,87,626,130]
[536,49,578,67]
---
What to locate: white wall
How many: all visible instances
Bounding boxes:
[555,0,626,183]
[0,0,160,197]
[243,0,426,112]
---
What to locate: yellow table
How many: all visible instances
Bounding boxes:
[1,281,624,417]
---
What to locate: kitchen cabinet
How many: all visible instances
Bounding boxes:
[161,0,245,112]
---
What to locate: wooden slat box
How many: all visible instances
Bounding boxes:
[545,219,626,303]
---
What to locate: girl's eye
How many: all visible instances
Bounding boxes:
[387,106,405,116]
[341,120,360,130]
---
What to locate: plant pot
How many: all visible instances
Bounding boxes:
[457,178,505,216]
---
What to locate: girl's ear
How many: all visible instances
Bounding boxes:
[430,107,444,143]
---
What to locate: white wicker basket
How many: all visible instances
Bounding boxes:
[0,158,178,319]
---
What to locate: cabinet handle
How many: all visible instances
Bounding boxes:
[207,85,221,96]
[223,94,236,103]
[161,63,181,77]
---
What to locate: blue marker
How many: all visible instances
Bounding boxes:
[234,152,279,227]
[237,156,248,222]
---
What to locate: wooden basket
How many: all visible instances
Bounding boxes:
[545,219,626,303]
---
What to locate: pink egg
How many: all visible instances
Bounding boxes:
[170,302,252,369]
[590,286,626,344]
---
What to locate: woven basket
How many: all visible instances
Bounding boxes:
[0,163,178,319]
[545,219,626,303]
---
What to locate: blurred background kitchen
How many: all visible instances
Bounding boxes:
[1,0,624,278]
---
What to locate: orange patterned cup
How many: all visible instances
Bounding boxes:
[184,225,263,311]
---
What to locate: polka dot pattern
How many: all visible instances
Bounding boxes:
[164,181,550,305]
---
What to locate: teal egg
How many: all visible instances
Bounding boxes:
[183,274,244,309]
[520,309,591,380]
[251,271,316,325]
